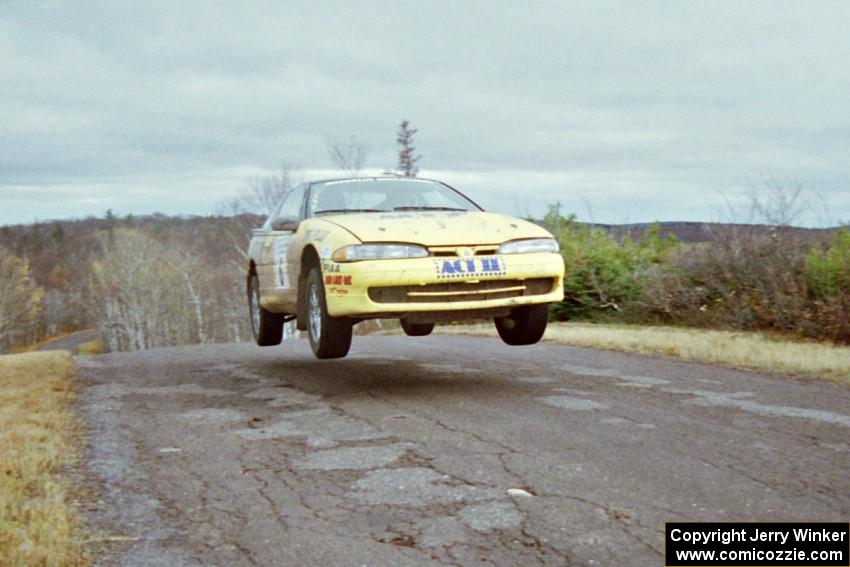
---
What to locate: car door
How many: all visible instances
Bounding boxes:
[256,185,307,312]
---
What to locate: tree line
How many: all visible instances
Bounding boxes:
[4,122,847,353]
[0,213,262,353]
[3,200,846,354]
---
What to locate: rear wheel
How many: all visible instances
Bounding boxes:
[306,267,353,359]
[400,319,434,336]
[248,272,285,346]
[494,304,549,346]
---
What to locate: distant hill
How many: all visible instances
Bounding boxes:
[2,214,835,247]
[581,221,836,244]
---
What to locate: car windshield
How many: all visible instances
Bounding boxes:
[307,178,482,217]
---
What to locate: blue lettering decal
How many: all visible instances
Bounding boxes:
[465,259,476,273]
[481,258,505,273]
[442,259,464,274]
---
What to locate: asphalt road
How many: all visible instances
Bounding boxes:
[77,336,850,566]
[36,330,99,354]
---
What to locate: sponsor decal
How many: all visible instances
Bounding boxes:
[324,275,353,286]
[322,262,341,273]
[434,256,506,279]
[273,236,292,289]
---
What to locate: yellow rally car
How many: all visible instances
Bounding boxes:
[247,177,565,359]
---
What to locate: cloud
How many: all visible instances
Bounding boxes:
[1,0,849,226]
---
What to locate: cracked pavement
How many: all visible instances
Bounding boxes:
[76,336,850,566]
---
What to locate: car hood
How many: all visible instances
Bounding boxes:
[320,211,552,246]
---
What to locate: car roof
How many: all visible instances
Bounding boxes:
[307,176,448,188]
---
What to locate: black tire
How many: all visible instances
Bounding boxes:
[400,319,434,336]
[494,304,549,346]
[305,267,353,359]
[248,272,285,346]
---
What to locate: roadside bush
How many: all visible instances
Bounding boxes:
[545,201,850,344]
[543,204,678,320]
[641,228,811,332]
[804,227,850,343]
[806,227,850,297]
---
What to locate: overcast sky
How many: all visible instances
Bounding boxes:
[2,1,849,227]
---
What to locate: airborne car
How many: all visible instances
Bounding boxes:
[247,177,565,359]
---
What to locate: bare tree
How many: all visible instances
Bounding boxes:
[237,166,295,216]
[396,119,421,177]
[327,135,367,176]
[0,246,43,353]
[216,196,247,217]
[748,177,808,227]
[88,230,202,351]
[214,166,296,265]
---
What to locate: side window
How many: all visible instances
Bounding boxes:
[277,186,306,220]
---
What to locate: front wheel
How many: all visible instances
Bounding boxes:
[306,267,353,359]
[494,304,549,346]
[248,272,285,346]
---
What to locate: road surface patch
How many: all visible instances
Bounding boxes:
[540,396,609,411]
[244,386,322,407]
[416,516,468,548]
[675,389,850,427]
[349,354,410,361]
[561,363,670,388]
[458,501,524,532]
[350,468,501,506]
[616,375,670,388]
[131,383,237,397]
[515,375,556,383]
[293,443,415,470]
[233,407,389,447]
[181,408,247,423]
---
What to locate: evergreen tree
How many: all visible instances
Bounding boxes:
[51,223,64,245]
[396,119,421,177]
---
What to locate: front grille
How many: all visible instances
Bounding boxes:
[427,245,499,257]
[368,278,554,304]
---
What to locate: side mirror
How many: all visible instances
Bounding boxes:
[271,217,300,232]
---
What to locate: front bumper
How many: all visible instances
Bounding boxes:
[322,252,565,318]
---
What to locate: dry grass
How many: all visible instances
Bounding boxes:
[0,351,85,566]
[435,322,850,384]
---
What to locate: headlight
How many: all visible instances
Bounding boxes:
[332,243,429,262]
[498,238,559,254]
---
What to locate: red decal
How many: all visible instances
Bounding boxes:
[325,275,333,284]
[343,275,352,285]
[333,275,342,285]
